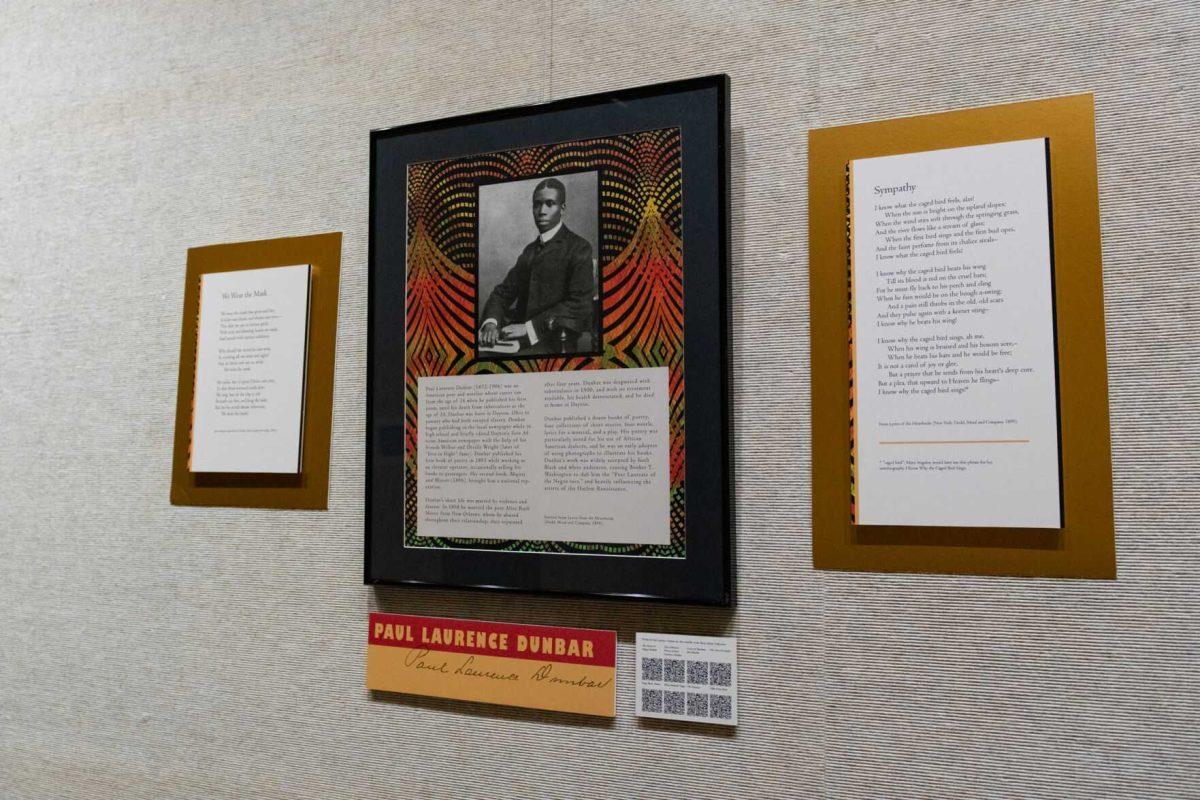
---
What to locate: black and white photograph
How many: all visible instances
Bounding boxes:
[476,171,601,358]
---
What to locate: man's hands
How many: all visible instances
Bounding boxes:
[480,321,527,346]
[480,320,499,346]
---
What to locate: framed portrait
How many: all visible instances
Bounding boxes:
[367,75,732,604]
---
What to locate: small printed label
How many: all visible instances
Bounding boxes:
[636,632,737,726]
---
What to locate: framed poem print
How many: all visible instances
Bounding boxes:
[809,94,1114,578]
[367,75,732,604]
[170,232,342,509]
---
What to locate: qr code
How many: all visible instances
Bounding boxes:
[664,659,685,683]
[687,661,709,685]
[710,662,732,687]
[642,688,663,713]
[641,657,663,682]
[686,692,710,718]
[710,694,732,720]
[664,691,685,715]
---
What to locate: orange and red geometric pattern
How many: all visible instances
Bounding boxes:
[404,127,685,557]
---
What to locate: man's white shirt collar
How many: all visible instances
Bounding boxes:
[538,221,563,244]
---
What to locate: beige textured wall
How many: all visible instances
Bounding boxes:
[2,2,1197,798]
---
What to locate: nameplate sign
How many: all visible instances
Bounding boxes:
[366,613,616,717]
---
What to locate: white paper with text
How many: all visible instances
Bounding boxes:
[636,632,737,726]
[190,264,311,473]
[417,367,670,545]
[851,139,1061,528]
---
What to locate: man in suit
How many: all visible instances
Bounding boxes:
[479,177,596,356]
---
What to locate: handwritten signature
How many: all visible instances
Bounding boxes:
[401,649,609,688]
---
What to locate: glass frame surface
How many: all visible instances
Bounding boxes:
[367,75,733,604]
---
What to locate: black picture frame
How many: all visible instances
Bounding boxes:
[367,75,733,605]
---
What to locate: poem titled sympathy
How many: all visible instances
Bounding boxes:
[851,139,1061,528]
[416,367,670,545]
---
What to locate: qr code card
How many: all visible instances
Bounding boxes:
[635,632,737,726]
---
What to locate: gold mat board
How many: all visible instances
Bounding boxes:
[170,232,342,509]
[808,95,1114,578]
